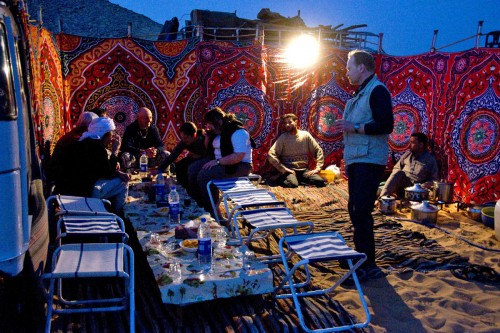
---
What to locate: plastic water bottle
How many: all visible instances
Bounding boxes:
[155,173,167,207]
[168,186,180,224]
[139,152,148,179]
[197,217,212,271]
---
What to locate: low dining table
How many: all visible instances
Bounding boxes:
[124,177,274,305]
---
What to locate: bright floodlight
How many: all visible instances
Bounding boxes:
[285,34,319,69]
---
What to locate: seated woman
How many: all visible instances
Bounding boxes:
[189,107,253,215]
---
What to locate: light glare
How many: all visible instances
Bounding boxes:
[285,34,319,69]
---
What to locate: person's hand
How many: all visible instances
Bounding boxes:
[202,159,218,170]
[333,119,354,133]
[283,167,296,175]
[422,181,434,189]
[110,133,121,155]
[117,170,131,182]
[303,169,318,177]
[146,147,157,158]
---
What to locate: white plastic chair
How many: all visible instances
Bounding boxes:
[42,243,135,333]
[274,232,371,332]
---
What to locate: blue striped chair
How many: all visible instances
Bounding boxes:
[55,214,128,245]
[274,232,371,332]
[231,207,313,262]
[46,195,127,246]
[42,243,135,333]
[207,177,276,224]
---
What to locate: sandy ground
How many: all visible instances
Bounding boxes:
[336,204,500,333]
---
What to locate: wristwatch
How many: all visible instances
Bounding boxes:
[216,159,220,165]
[354,123,360,133]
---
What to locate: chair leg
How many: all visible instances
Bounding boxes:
[44,277,55,333]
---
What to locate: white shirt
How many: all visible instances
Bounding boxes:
[212,129,252,163]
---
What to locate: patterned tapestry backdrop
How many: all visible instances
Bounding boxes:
[26,26,499,204]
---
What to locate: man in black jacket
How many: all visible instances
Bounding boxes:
[122,107,169,169]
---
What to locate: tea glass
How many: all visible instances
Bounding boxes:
[215,228,228,248]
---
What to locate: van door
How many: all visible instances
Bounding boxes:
[0,4,32,276]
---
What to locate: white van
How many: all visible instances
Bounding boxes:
[0,1,49,278]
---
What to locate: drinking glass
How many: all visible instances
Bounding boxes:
[215,228,228,248]
[150,232,161,246]
[243,250,256,272]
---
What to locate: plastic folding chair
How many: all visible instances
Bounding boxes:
[231,207,314,262]
[55,215,129,245]
[42,243,135,333]
[273,232,371,332]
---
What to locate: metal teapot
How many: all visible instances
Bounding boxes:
[404,183,429,202]
[379,196,396,214]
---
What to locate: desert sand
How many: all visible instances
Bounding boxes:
[337,205,500,333]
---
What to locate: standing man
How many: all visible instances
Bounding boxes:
[380,132,439,198]
[334,50,394,275]
[122,107,169,169]
[267,113,326,187]
[193,107,253,215]
[157,121,207,188]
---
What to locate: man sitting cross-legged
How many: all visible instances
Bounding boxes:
[267,113,326,188]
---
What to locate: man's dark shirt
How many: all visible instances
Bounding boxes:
[48,126,86,182]
[122,120,164,159]
[57,138,119,197]
[158,130,207,172]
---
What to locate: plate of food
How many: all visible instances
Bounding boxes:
[152,207,169,216]
[180,239,198,252]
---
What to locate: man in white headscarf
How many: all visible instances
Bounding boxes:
[56,117,130,214]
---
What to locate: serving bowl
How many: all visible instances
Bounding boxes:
[180,239,198,252]
[481,207,494,228]
[467,206,482,221]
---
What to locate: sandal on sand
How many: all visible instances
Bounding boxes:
[451,264,500,284]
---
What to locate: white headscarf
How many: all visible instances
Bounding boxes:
[79,117,116,141]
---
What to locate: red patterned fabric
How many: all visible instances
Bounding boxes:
[25,25,500,204]
[379,50,500,203]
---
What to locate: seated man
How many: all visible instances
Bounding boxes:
[157,122,207,188]
[47,111,97,188]
[267,113,326,188]
[121,107,169,169]
[380,132,439,198]
[191,107,253,214]
[56,117,130,215]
